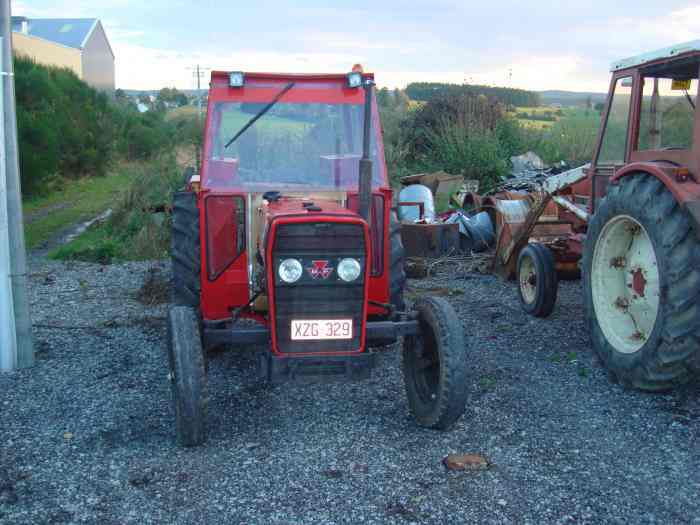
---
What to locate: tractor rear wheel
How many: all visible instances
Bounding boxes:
[171,191,200,308]
[517,242,558,317]
[389,209,406,311]
[402,297,468,429]
[583,173,700,390]
[167,305,208,446]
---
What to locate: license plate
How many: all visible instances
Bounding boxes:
[291,319,353,340]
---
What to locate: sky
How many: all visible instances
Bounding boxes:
[12,0,700,93]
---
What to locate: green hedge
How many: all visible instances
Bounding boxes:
[14,57,197,196]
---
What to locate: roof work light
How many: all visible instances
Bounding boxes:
[229,71,245,88]
[346,71,362,88]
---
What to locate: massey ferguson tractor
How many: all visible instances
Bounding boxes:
[167,68,469,446]
[510,41,700,390]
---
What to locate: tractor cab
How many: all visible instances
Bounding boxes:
[588,40,700,213]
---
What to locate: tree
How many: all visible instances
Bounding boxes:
[393,88,410,111]
[157,87,188,107]
[377,87,390,108]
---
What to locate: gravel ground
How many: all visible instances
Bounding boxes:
[1,254,699,525]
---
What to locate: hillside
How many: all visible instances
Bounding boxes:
[539,90,607,106]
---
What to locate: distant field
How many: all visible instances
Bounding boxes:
[508,105,598,130]
[168,105,308,136]
[219,108,306,139]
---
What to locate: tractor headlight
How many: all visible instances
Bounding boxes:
[337,258,362,282]
[278,258,303,283]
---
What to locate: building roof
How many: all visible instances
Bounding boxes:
[11,17,99,50]
[611,39,700,72]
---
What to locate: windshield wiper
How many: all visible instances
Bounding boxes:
[224,82,295,149]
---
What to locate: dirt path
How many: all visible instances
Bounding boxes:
[28,208,113,261]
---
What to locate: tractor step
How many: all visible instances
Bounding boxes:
[257,352,376,384]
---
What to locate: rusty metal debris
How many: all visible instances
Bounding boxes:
[443,453,491,471]
[396,161,588,278]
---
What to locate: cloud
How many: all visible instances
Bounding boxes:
[13,0,700,93]
[112,43,367,89]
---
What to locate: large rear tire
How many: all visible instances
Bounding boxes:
[402,296,468,429]
[171,191,200,308]
[167,305,208,446]
[583,174,700,390]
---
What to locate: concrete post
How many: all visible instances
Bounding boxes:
[0,0,34,368]
[0,36,17,370]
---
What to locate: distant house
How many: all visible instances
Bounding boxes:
[11,17,115,92]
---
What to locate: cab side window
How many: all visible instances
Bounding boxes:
[638,77,697,151]
[597,77,633,165]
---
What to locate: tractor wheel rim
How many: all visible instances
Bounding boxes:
[414,333,440,404]
[592,215,660,354]
[519,255,537,305]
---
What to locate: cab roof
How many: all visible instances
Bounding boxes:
[611,39,700,72]
[210,71,374,82]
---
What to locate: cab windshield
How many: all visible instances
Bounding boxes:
[204,94,385,191]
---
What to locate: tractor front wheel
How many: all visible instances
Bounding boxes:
[583,174,700,390]
[167,305,208,446]
[517,242,558,317]
[402,297,468,429]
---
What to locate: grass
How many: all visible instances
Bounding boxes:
[23,167,136,249]
[49,225,119,263]
[49,155,181,264]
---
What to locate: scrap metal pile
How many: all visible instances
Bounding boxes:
[397,152,589,279]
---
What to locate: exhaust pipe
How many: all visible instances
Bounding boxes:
[358,78,374,222]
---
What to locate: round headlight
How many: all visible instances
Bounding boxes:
[337,258,362,282]
[278,258,303,283]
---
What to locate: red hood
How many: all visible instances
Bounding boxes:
[264,196,359,220]
[259,196,364,261]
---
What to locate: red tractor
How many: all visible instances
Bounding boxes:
[167,69,469,446]
[512,41,700,390]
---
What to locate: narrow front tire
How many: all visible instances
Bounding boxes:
[167,305,208,446]
[402,297,468,430]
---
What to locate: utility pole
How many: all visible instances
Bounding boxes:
[0,0,34,370]
[186,64,210,124]
[186,64,209,170]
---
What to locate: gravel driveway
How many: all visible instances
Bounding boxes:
[1,256,698,524]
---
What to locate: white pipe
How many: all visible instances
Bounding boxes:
[0,36,17,371]
[552,195,589,222]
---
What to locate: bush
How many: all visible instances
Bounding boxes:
[423,119,508,191]
[402,92,503,164]
[106,154,183,259]
[15,57,199,196]
[528,114,599,167]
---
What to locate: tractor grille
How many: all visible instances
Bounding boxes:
[272,221,366,354]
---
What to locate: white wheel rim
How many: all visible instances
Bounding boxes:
[591,215,660,354]
[519,254,537,305]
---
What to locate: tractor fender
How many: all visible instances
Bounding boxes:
[611,161,700,237]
